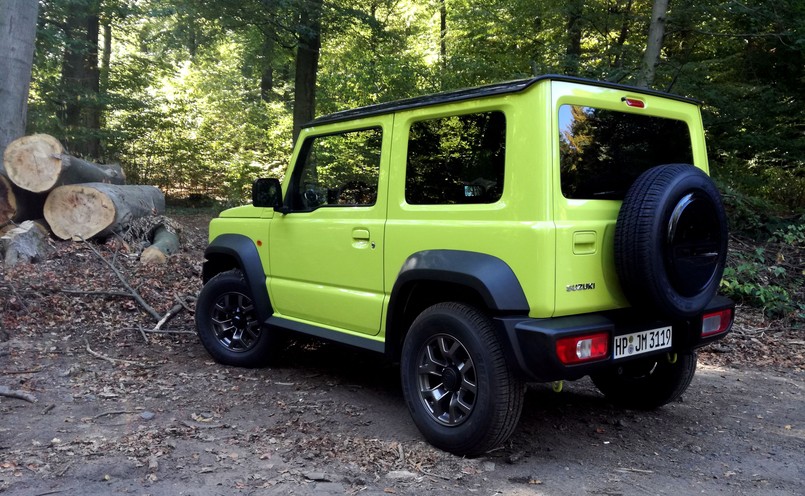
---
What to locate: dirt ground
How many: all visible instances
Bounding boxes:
[1,212,803,496]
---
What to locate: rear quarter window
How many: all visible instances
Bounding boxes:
[559,105,693,200]
[406,111,506,205]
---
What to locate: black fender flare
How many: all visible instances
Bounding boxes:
[386,250,529,355]
[203,234,273,323]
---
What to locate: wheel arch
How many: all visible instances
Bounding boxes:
[203,234,273,322]
[385,250,529,360]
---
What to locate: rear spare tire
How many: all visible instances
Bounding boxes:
[615,164,727,318]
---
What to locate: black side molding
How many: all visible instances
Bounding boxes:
[204,234,273,322]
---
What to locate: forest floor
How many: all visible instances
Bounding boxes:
[0,211,803,496]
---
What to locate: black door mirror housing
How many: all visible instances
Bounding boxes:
[252,178,283,209]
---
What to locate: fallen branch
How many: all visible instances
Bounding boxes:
[80,237,161,321]
[0,385,38,403]
[59,289,133,298]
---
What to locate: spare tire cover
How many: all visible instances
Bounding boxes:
[614,164,728,318]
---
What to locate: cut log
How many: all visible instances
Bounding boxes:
[0,220,52,266]
[44,183,165,240]
[0,174,46,223]
[140,225,180,264]
[0,174,15,223]
[3,134,126,193]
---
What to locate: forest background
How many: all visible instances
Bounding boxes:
[1,0,804,321]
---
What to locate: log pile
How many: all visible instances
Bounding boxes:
[1,134,180,266]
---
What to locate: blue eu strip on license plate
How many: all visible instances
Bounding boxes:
[613,326,672,359]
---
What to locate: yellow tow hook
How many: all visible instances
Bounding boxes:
[667,352,678,364]
[552,380,564,393]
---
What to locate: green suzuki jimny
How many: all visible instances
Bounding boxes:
[196,75,735,456]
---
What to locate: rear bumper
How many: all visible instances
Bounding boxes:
[496,295,735,382]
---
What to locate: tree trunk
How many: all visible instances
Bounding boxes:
[564,0,584,76]
[140,226,180,264]
[439,0,447,66]
[3,134,125,193]
[44,183,165,240]
[0,220,52,266]
[0,174,46,224]
[60,0,102,158]
[0,0,39,174]
[612,0,634,70]
[260,34,275,102]
[636,0,669,88]
[292,0,323,143]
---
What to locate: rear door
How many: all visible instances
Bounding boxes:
[551,81,707,316]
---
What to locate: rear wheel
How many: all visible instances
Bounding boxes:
[400,302,524,456]
[591,352,697,409]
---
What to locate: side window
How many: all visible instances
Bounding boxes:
[406,111,506,205]
[290,128,382,210]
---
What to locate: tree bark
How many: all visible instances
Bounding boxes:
[564,0,584,76]
[0,220,52,266]
[0,174,46,224]
[637,0,669,88]
[292,0,323,142]
[140,226,180,264]
[4,134,125,193]
[0,0,39,174]
[44,183,165,240]
[60,0,102,158]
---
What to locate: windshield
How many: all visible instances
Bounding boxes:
[559,105,693,200]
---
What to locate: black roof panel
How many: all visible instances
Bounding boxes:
[304,75,699,128]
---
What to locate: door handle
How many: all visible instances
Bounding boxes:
[352,228,370,240]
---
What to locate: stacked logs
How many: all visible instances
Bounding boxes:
[0,134,179,266]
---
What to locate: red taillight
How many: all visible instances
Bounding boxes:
[622,97,645,108]
[556,333,609,365]
[702,309,732,337]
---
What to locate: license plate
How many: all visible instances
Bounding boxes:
[613,326,672,360]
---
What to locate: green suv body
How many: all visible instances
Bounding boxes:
[197,75,735,456]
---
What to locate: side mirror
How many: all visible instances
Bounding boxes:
[252,178,283,209]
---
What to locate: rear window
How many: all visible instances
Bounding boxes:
[559,105,693,200]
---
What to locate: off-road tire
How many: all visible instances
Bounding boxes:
[400,302,525,456]
[196,269,278,367]
[615,164,728,318]
[592,352,697,409]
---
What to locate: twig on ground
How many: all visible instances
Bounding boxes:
[84,338,144,367]
[42,404,56,415]
[58,289,133,298]
[144,329,196,335]
[5,279,30,314]
[2,367,43,375]
[93,410,138,420]
[137,324,149,344]
[175,293,194,313]
[79,237,161,321]
[153,303,183,331]
[0,385,38,403]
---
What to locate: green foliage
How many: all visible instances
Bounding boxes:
[22,0,805,210]
[720,223,805,320]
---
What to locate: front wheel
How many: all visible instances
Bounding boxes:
[195,269,278,367]
[400,302,524,456]
[591,352,697,409]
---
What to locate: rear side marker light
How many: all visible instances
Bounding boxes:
[622,97,645,108]
[556,333,609,365]
[702,309,732,337]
